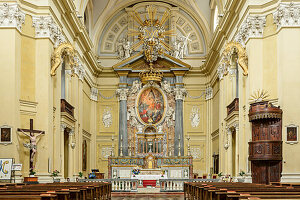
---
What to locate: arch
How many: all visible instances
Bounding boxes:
[91,0,211,54]
[51,43,76,76]
[221,41,248,76]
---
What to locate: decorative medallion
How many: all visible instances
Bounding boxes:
[190,147,201,159]
[102,147,113,159]
[137,87,165,125]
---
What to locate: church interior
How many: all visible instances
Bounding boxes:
[1,0,300,199]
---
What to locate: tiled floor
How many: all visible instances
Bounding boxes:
[111,193,184,200]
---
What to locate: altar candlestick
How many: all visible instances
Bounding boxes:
[120,135,123,157]
[178,136,181,156]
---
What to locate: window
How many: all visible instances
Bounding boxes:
[213,6,219,31]
[61,61,66,99]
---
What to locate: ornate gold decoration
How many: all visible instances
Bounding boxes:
[50,42,76,76]
[250,89,270,103]
[139,63,163,84]
[221,41,248,76]
[129,5,175,63]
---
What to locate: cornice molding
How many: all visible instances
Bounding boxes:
[273,2,300,30]
[32,15,66,47]
[0,3,25,32]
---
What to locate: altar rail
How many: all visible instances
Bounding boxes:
[79,178,219,192]
[79,179,139,192]
[159,179,219,192]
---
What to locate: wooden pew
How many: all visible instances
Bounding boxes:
[0,182,111,200]
[0,193,57,200]
[184,182,300,200]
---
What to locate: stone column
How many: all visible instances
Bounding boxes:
[116,74,129,156]
[174,75,186,156]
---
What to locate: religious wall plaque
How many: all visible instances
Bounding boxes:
[286,124,298,144]
[0,126,12,144]
[137,87,165,125]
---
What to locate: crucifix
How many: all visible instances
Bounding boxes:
[17,119,45,170]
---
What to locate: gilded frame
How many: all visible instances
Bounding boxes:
[0,125,12,144]
[286,124,298,144]
[135,85,167,126]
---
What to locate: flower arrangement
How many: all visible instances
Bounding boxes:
[29,168,36,176]
[239,170,246,177]
[78,172,83,178]
[51,170,60,177]
[132,168,140,175]
[218,172,223,177]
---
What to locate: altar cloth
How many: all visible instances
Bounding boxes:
[142,180,157,187]
[131,174,167,180]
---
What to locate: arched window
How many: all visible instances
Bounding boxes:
[84,10,89,34]
[213,6,219,31]
[61,61,66,99]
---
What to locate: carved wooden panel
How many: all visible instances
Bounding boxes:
[248,101,283,184]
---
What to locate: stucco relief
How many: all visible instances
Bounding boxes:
[32,15,66,47]
[102,107,112,128]
[273,2,300,30]
[165,106,175,128]
[102,147,113,159]
[190,106,200,128]
[0,3,25,32]
[190,147,201,159]
[235,15,266,46]
[127,107,138,128]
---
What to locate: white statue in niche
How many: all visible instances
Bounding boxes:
[172,34,191,59]
[124,41,132,58]
[165,107,175,127]
[117,38,132,60]
[158,126,163,133]
[184,169,189,178]
[172,40,180,58]
[112,170,117,178]
[161,80,172,95]
[102,107,113,128]
[190,106,200,128]
[137,125,143,133]
[130,80,142,95]
[127,107,138,127]
[117,39,125,59]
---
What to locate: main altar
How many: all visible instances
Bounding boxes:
[108,5,193,186]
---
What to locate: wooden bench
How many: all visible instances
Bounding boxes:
[0,182,111,200]
[184,182,300,200]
